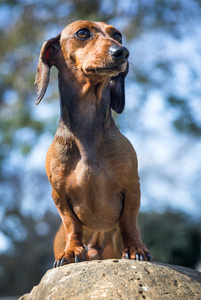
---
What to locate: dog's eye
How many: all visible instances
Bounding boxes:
[76,28,91,40]
[113,32,122,44]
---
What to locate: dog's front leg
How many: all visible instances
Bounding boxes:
[52,189,87,267]
[119,184,151,261]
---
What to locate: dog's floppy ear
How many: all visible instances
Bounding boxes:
[35,34,61,105]
[110,62,129,114]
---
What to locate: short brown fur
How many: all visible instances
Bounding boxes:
[35,20,151,265]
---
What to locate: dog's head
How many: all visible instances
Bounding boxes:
[35,20,129,113]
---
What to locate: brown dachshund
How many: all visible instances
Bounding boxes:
[35,20,151,266]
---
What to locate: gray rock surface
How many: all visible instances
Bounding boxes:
[19,259,201,300]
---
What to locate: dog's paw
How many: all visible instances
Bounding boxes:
[53,245,88,267]
[121,244,152,261]
[86,246,101,260]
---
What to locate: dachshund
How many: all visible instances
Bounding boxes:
[35,20,151,267]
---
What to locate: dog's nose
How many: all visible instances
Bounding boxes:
[109,45,129,62]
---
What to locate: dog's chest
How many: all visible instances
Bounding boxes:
[48,140,124,230]
[69,161,123,230]
[66,153,122,198]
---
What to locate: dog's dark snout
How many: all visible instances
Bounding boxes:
[109,45,129,62]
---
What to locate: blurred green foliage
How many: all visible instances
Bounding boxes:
[139,211,200,268]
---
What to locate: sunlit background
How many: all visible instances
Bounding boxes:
[0,0,201,297]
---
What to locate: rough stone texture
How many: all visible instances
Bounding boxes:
[19,259,201,300]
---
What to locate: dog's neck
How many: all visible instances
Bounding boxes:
[56,72,113,142]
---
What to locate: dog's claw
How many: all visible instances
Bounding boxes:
[83,245,87,261]
[53,260,58,268]
[75,255,80,263]
[140,254,144,261]
[135,254,139,260]
[83,244,88,252]
[57,260,61,267]
[146,253,152,261]
[53,260,61,268]
[123,253,129,259]
[60,257,66,266]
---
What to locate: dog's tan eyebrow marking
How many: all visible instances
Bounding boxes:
[105,26,122,38]
[73,25,105,38]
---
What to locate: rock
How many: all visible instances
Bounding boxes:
[19,259,201,300]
